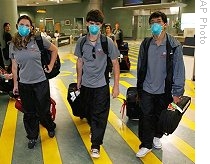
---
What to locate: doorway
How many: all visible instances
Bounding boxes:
[45,18,54,33]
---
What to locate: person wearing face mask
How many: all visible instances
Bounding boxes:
[9,15,58,149]
[136,11,185,158]
[74,9,120,158]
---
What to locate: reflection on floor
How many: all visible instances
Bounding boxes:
[0,41,195,164]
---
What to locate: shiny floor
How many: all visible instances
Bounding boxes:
[0,40,195,164]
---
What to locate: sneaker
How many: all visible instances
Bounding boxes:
[91,148,100,158]
[109,72,111,78]
[48,130,55,138]
[153,137,162,149]
[28,139,37,149]
[136,147,152,158]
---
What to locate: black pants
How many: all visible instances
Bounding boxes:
[0,48,5,69]
[80,85,110,150]
[19,80,56,140]
[138,90,170,149]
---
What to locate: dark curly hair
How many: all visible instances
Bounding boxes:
[86,9,104,23]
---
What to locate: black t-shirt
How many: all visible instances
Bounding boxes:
[3,32,12,48]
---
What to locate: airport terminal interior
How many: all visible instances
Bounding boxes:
[0,0,195,164]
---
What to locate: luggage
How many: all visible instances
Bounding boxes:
[118,42,130,71]
[158,96,191,135]
[126,87,140,119]
[0,66,13,94]
[118,55,131,71]
[119,42,129,56]
[14,97,57,121]
[67,83,85,119]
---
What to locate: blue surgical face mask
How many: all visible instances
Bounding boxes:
[18,25,30,37]
[151,23,162,36]
[89,25,100,35]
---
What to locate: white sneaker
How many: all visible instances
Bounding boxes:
[91,149,100,158]
[136,147,152,158]
[153,137,162,149]
[109,72,111,78]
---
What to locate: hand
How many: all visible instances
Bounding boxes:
[173,96,181,104]
[77,83,81,90]
[112,85,119,98]
[4,73,13,80]
[44,65,52,73]
[13,86,19,96]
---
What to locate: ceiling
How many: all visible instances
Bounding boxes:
[111,2,187,10]
[17,0,81,6]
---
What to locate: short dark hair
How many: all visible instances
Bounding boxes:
[86,9,104,23]
[149,11,167,24]
[105,24,112,30]
[3,22,10,28]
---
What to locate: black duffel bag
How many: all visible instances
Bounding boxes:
[67,83,85,119]
[158,96,191,135]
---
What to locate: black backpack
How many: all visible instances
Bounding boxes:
[80,34,111,83]
[35,35,61,79]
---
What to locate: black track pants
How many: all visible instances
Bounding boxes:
[138,90,169,149]
[19,80,56,140]
[80,85,110,150]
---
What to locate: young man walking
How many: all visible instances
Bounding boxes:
[136,11,185,158]
[74,9,120,158]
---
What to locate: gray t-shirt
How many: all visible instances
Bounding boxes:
[143,38,167,94]
[74,35,120,88]
[9,36,51,84]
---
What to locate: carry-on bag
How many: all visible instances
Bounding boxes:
[67,83,85,119]
[118,55,131,71]
[14,97,56,121]
[158,96,191,135]
[126,87,140,119]
[0,66,13,93]
[119,42,129,56]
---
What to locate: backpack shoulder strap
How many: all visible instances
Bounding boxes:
[80,35,87,56]
[35,34,44,52]
[142,37,153,51]
[100,34,108,55]
[80,34,109,56]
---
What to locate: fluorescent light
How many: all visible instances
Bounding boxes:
[37,9,46,13]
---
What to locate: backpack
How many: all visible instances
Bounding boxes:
[80,34,111,83]
[35,35,61,79]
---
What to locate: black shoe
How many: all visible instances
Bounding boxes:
[28,139,37,149]
[48,130,55,138]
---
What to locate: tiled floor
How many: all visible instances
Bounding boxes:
[0,40,195,164]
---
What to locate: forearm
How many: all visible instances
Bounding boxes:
[172,47,185,96]
[112,59,120,87]
[76,58,83,85]
[48,43,58,68]
[12,60,18,87]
